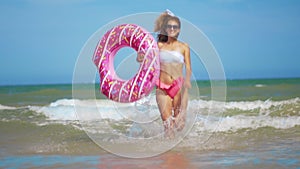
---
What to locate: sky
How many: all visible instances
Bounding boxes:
[0,0,300,85]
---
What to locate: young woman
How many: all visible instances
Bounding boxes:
[137,10,192,138]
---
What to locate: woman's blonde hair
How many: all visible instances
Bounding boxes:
[154,11,181,42]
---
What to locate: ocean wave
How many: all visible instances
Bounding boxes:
[195,115,300,132]
[32,97,300,133]
[1,98,299,155]
[255,84,266,87]
[222,97,299,111]
[1,97,299,133]
[0,104,17,110]
[29,99,132,121]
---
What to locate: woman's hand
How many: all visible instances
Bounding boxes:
[183,79,191,89]
[136,52,144,62]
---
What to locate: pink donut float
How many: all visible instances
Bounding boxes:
[92,24,160,103]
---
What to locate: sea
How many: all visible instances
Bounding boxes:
[0,78,299,169]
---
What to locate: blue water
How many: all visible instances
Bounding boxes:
[0,78,299,169]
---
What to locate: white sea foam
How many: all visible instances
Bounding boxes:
[24,97,300,132]
[29,96,162,123]
[255,84,266,87]
[29,99,123,121]
[195,115,300,132]
[0,104,17,110]
[223,97,300,111]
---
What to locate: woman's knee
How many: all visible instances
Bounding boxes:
[157,98,173,121]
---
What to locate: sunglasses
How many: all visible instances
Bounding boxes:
[166,24,180,30]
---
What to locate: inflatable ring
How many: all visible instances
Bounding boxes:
[92,24,160,103]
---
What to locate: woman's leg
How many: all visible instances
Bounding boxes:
[173,88,189,131]
[156,88,175,138]
[173,89,182,118]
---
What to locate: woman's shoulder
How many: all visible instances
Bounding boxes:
[177,41,189,52]
[177,41,189,48]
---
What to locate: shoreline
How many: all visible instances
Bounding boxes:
[1,144,299,169]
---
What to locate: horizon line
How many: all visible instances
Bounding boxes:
[1,76,300,87]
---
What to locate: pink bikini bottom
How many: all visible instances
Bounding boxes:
[156,77,184,99]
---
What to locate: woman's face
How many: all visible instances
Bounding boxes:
[165,19,180,38]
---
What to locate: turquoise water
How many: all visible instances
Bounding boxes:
[197,78,300,101]
[1,78,300,106]
[0,78,299,168]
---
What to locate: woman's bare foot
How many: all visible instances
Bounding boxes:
[174,109,186,131]
[163,116,176,138]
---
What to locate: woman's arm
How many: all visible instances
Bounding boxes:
[183,43,192,89]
